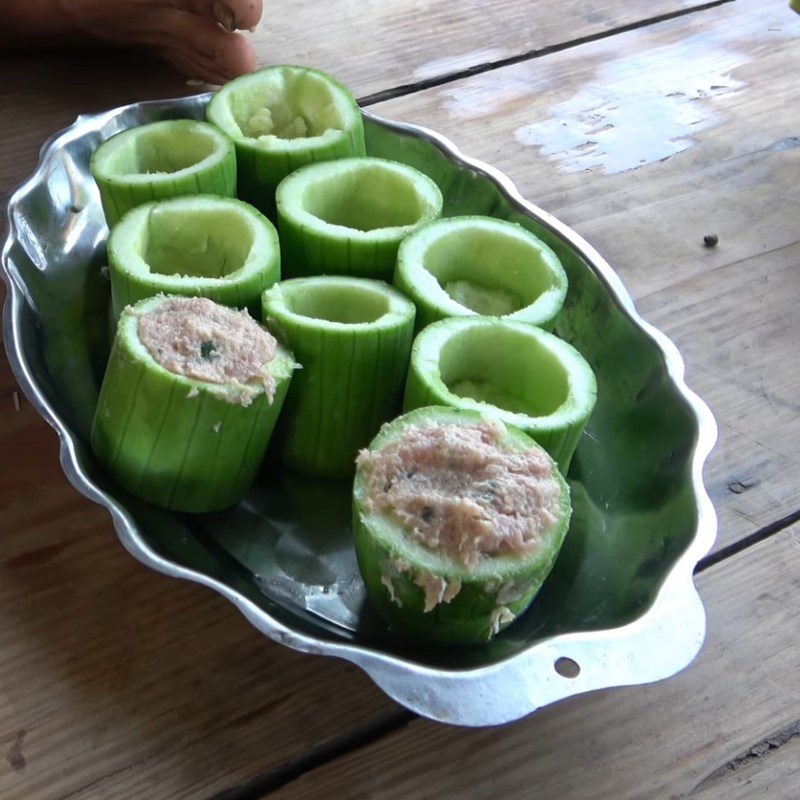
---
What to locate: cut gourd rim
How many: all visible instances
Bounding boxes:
[276,158,443,240]
[362,509,550,581]
[119,295,295,402]
[355,406,569,582]
[264,276,413,333]
[207,65,360,151]
[397,216,568,320]
[109,195,279,287]
[91,120,232,184]
[413,318,596,427]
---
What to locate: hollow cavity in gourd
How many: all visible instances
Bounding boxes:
[106,195,279,320]
[276,158,443,281]
[142,205,254,279]
[232,71,348,142]
[299,161,433,232]
[404,318,597,472]
[110,124,219,175]
[395,217,568,331]
[440,324,569,417]
[90,120,236,226]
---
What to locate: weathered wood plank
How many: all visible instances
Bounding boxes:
[640,241,800,546]
[0,0,723,195]
[0,393,401,799]
[690,719,800,799]
[371,0,800,552]
[0,0,796,797]
[253,0,724,99]
[262,525,800,799]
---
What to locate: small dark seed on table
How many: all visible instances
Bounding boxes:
[703,233,719,247]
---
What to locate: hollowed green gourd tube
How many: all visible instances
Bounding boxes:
[262,276,416,478]
[206,65,365,217]
[403,318,597,473]
[107,195,280,320]
[394,216,568,332]
[353,406,571,645]
[276,157,443,281]
[90,119,236,227]
[91,296,295,512]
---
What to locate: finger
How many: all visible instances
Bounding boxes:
[161,46,230,85]
[165,38,254,83]
[213,30,256,77]
[216,0,262,31]
[131,9,256,79]
[154,0,263,31]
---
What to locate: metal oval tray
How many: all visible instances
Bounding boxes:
[1,95,717,726]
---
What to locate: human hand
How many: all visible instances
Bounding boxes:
[64,0,263,83]
[4,0,263,84]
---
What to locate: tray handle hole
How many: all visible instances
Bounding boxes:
[554,656,580,679]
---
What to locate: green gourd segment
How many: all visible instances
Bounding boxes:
[206,65,366,217]
[262,276,416,478]
[353,406,571,645]
[403,318,597,473]
[107,195,280,321]
[394,216,568,332]
[91,295,295,512]
[90,120,236,227]
[276,157,443,281]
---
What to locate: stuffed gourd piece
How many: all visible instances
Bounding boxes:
[353,406,571,645]
[91,295,295,512]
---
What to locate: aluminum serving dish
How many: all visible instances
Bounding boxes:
[1,95,717,726]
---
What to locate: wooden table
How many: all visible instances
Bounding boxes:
[2,0,799,796]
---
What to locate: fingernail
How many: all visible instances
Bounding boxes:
[214,1,236,31]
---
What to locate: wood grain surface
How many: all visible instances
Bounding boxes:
[0,383,403,799]
[255,0,726,99]
[0,0,724,195]
[266,526,800,799]
[1,0,798,797]
[371,0,800,553]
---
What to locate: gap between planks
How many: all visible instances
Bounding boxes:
[202,711,414,800]
[204,510,799,800]
[356,0,736,106]
[696,506,800,572]
[238,525,800,799]
[689,718,800,796]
